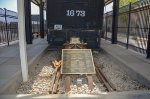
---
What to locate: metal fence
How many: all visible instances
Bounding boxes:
[0,8,18,46]
[31,15,40,34]
[104,0,150,54]
[31,15,47,37]
[0,9,42,46]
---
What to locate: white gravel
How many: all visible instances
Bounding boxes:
[58,75,106,94]
[17,51,58,94]
[17,51,107,94]
[17,50,149,94]
[93,50,149,91]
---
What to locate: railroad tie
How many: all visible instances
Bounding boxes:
[65,76,71,93]
[87,74,94,90]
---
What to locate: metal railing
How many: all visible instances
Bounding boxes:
[0,8,18,46]
[104,0,150,55]
[31,15,47,38]
[0,9,43,46]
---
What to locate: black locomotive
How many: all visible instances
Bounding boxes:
[46,0,104,49]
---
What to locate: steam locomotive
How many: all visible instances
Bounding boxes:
[46,0,104,49]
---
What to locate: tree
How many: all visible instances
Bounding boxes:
[119,0,137,7]
[118,0,137,25]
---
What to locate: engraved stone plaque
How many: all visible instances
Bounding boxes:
[61,49,95,74]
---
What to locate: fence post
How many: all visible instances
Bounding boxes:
[4,8,9,46]
[126,3,132,49]
[37,21,39,33]
[147,25,150,58]
[32,21,34,34]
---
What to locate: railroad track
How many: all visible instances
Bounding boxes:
[95,64,117,92]
[49,60,61,94]
[49,37,116,94]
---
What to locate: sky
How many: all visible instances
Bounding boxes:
[0,0,39,14]
[104,3,113,13]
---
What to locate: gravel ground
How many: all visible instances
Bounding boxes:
[17,51,60,94]
[93,50,149,91]
[17,50,149,94]
[58,75,106,94]
[17,51,107,94]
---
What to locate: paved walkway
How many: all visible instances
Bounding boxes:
[101,39,150,88]
[0,38,48,94]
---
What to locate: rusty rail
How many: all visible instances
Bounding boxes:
[53,38,116,93]
[49,60,61,94]
[95,65,117,92]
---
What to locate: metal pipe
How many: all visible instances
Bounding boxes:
[147,25,150,58]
